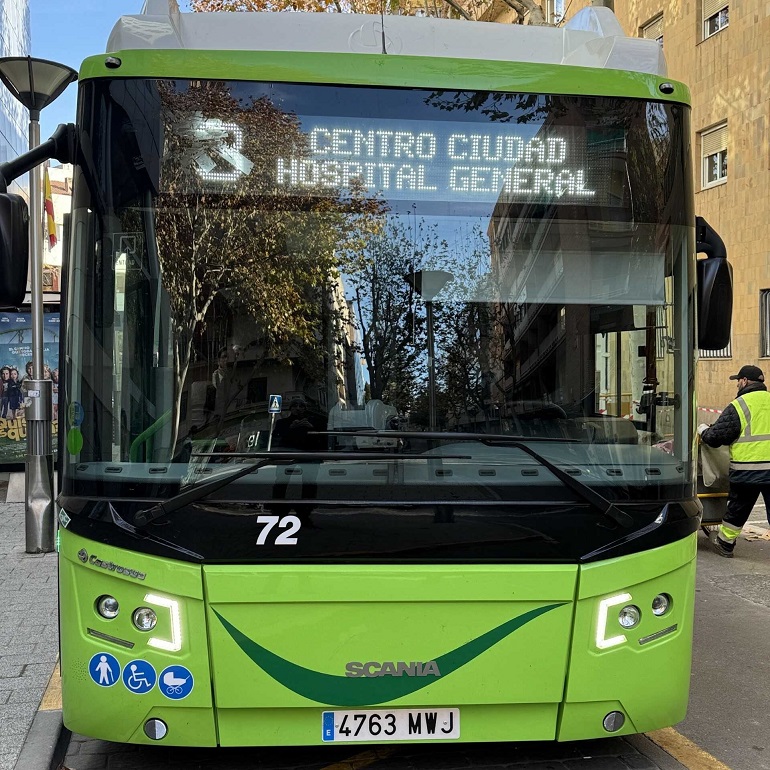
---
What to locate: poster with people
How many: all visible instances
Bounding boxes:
[0,311,60,466]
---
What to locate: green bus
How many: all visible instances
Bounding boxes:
[0,1,733,748]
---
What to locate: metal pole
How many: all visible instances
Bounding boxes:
[24,112,55,553]
[427,300,436,430]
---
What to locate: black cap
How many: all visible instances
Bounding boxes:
[729,365,765,382]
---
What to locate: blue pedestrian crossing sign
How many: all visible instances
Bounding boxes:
[268,395,282,414]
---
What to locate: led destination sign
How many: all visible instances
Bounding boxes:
[275,119,600,203]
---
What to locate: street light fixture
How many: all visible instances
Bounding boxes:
[0,56,77,554]
[404,269,453,430]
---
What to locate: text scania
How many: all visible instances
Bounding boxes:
[275,127,596,200]
[345,661,442,678]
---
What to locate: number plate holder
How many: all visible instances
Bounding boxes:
[322,708,460,742]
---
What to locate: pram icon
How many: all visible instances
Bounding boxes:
[162,670,189,696]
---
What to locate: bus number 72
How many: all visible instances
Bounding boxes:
[256,515,301,545]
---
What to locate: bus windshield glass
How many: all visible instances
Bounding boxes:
[64,78,694,561]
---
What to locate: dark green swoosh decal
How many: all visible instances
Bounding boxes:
[213,603,563,706]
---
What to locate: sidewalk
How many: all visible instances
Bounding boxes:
[0,474,63,770]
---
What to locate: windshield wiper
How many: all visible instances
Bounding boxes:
[321,431,633,528]
[133,451,471,527]
[321,430,578,443]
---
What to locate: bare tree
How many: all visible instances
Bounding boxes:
[189,0,548,24]
[155,80,383,446]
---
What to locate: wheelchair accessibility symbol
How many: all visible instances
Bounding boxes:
[159,665,194,699]
[122,660,156,694]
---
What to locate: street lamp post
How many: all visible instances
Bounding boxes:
[404,269,453,430]
[0,57,77,553]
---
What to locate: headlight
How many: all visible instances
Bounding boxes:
[96,595,119,619]
[132,607,158,631]
[652,593,672,616]
[618,605,641,628]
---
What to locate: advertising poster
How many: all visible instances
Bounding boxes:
[0,310,60,467]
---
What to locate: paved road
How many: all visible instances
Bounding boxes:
[680,505,770,770]
[63,733,688,770]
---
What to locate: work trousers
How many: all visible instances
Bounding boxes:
[724,481,770,533]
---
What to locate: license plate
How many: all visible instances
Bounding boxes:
[322,708,459,742]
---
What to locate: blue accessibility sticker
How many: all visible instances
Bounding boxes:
[122,660,157,694]
[89,652,120,687]
[159,665,194,700]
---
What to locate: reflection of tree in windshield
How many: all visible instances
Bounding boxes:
[423,90,557,124]
[154,81,383,447]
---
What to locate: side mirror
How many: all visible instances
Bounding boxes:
[697,258,732,349]
[696,216,733,350]
[0,194,29,307]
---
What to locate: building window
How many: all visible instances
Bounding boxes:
[700,341,731,359]
[701,124,727,189]
[761,290,770,358]
[703,0,728,39]
[641,15,664,45]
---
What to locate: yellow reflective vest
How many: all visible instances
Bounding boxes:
[730,390,770,471]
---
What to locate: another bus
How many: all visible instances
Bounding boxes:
[0,1,733,747]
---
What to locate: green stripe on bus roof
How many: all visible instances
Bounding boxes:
[79,50,690,104]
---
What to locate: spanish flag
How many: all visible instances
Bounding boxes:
[44,167,56,249]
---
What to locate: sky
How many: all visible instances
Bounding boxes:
[29,0,190,140]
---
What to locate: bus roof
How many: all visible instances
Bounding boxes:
[106,1,667,77]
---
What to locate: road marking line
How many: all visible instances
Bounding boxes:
[40,659,62,711]
[647,727,732,770]
[320,747,398,770]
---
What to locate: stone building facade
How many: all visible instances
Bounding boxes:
[0,0,30,198]
[553,0,769,410]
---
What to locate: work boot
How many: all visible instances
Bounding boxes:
[709,530,735,558]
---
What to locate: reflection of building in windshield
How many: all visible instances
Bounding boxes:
[486,100,668,431]
[181,271,365,450]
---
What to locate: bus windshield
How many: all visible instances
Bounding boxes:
[63,78,694,562]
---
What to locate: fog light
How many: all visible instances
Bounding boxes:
[96,595,119,619]
[143,718,168,740]
[618,605,641,628]
[652,593,671,616]
[132,607,158,631]
[603,711,625,732]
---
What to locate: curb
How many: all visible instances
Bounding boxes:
[14,661,71,770]
[14,710,71,770]
[625,733,690,770]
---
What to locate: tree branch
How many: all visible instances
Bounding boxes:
[437,0,473,20]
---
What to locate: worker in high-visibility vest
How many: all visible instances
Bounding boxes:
[698,364,770,557]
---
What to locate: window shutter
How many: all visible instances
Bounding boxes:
[642,16,663,40]
[703,0,727,20]
[702,125,727,157]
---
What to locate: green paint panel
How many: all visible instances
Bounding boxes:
[559,536,697,740]
[213,603,562,707]
[204,564,577,721]
[58,529,216,745]
[57,528,697,746]
[218,703,558,745]
[78,50,690,104]
[577,534,696,599]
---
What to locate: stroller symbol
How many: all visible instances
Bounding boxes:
[163,670,188,695]
[159,665,194,700]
